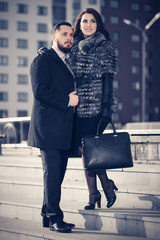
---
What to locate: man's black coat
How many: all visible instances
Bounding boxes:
[28,48,75,150]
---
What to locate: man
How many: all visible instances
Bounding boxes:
[28,22,79,233]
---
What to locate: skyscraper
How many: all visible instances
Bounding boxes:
[0,0,52,118]
[101,0,160,123]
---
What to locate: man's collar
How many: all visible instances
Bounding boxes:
[52,46,65,60]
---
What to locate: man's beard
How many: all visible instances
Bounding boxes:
[57,40,72,53]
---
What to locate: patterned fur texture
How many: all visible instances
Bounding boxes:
[66,31,118,118]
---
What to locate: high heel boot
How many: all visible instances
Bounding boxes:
[104,179,118,208]
[84,190,101,210]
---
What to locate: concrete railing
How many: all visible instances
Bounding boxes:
[1,127,160,164]
[129,130,160,163]
[104,129,160,164]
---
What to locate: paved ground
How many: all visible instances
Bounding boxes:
[0,216,153,240]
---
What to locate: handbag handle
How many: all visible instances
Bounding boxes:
[96,119,118,137]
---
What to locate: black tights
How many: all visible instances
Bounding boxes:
[82,155,109,194]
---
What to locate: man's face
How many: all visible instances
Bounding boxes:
[53,25,73,53]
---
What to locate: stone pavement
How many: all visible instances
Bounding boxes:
[0,145,160,239]
[0,216,154,240]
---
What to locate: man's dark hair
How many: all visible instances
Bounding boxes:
[53,22,72,33]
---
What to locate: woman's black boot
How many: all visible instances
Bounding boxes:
[104,179,118,208]
[84,190,101,210]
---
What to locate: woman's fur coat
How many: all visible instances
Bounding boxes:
[66,31,118,118]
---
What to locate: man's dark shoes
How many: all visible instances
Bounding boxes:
[62,221,75,229]
[43,216,75,230]
[49,221,72,233]
[42,216,49,228]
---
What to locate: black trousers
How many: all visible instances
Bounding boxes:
[40,148,68,223]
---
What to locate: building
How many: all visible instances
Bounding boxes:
[0,0,160,124]
[0,0,52,118]
[0,0,100,119]
[52,0,101,26]
[101,0,160,123]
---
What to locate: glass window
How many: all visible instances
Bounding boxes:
[17,21,28,31]
[132,49,140,58]
[110,16,119,24]
[17,74,28,84]
[131,34,140,42]
[144,4,152,12]
[132,97,140,106]
[131,2,140,11]
[146,113,153,122]
[146,35,152,44]
[132,113,140,122]
[73,0,80,9]
[0,37,8,47]
[0,20,8,30]
[132,66,140,74]
[72,0,80,24]
[0,56,8,66]
[37,41,48,50]
[110,0,119,8]
[53,0,66,2]
[0,73,8,83]
[102,15,106,23]
[132,81,140,90]
[89,0,97,4]
[146,82,152,90]
[53,6,66,22]
[17,92,28,102]
[37,6,48,16]
[146,66,152,78]
[111,32,119,42]
[17,110,28,117]
[0,110,8,118]
[0,92,8,101]
[17,4,28,14]
[37,23,48,33]
[17,39,28,49]
[0,2,8,12]
[101,0,105,6]
[146,98,152,107]
[146,51,152,60]
[133,18,140,26]
[17,57,28,67]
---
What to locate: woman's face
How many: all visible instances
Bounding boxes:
[80,13,97,38]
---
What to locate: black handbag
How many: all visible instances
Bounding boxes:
[82,119,133,170]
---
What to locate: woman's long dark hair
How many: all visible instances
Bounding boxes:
[74,8,110,40]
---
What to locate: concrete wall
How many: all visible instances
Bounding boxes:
[130,130,160,164]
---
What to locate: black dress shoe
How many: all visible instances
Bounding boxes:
[42,216,49,227]
[62,221,75,229]
[49,221,72,233]
[43,216,75,229]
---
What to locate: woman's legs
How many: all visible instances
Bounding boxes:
[81,147,117,209]
[82,155,97,194]
[96,169,118,208]
[82,154,101,209]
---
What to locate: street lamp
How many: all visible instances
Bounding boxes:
[123,12,160,122]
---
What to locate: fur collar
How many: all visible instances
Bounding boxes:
[66,31,118,79]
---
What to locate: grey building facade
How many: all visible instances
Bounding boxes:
[101,0,160,123]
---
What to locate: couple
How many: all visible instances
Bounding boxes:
[28,8,118,233]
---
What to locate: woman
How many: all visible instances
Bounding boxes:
[66,8,118,209]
